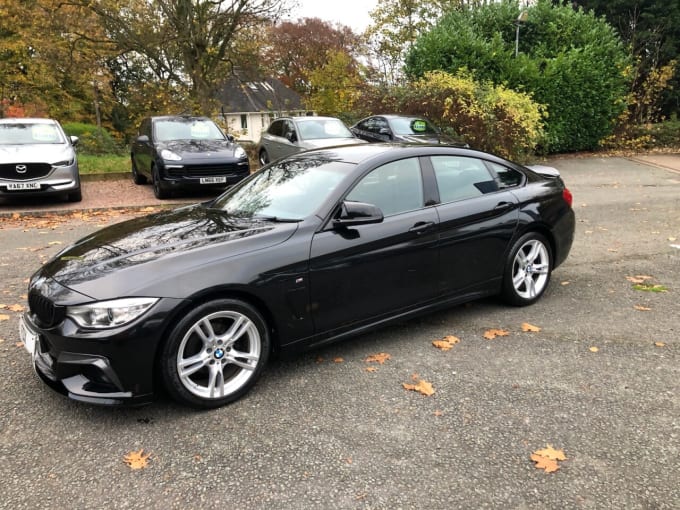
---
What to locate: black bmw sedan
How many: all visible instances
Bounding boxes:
[21,144,574,408]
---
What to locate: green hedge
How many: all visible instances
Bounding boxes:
[62,122,124,156]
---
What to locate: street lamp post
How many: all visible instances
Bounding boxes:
[515,10,529,58]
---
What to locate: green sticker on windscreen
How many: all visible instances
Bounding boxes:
[411,120,427,133]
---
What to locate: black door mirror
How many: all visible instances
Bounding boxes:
[333,201,384,228]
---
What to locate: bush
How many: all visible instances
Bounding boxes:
[61,122,124,156]
[359,71,545,162]
[405,0,630,153]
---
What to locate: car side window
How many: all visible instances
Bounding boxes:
[268,120,283,137]
[431,156,498,203]
[346,158,423,216]
[488,162,524,189]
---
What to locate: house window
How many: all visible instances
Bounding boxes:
[240,115,247,129]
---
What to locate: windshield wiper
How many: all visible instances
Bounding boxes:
[252,215,301,223]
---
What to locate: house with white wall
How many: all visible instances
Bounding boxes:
[216,75,306,143]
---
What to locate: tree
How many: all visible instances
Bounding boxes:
[306,50,366,121]
[262,17,363,98]
[405,0,630,152]
[0,0,112,120]
[572,0,680,120]
[81,0,291,114]
[364,0,464,86]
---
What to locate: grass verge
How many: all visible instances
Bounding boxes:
[78,154,129,175]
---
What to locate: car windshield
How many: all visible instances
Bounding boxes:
[154,119,226,142]
[295,118,353,140]
[389,117,438,136]
[211,154,354,220]
[0,123,64,145]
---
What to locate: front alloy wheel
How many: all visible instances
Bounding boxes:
[502,232,552,306]
[161,299,270,408]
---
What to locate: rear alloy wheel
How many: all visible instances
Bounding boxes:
[160,299,270,408]
[502,232,552,306]
[152,165,170,199]
[258,149,269,167]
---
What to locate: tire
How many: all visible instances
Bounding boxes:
[258,149,269,167]
[501,232,552,306]
[131,157,147,184]
[152,165,170,199]
[160,299,271,408]
[67,189,82,202]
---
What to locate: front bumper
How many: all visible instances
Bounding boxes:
[0,165,80,197]
[19,297,182,406]
[160,160,250,189]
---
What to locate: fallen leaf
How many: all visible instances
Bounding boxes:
[654,342,666,348]
[365,366,378,373]
[365,352,391,364]
[589,346,599,352]
[483,328,510,340]
[48,241,62,246]
[0,314,10,322]
[434,410,443,417]
[123,449,151,470]
[16,342,24,348]
[8,304,25,312]
[530,453,560,473]
[402,379,435,396]
[632,284,668,293]
[333,357,344,363]
[626,275,653,284]
[633,305,652,311]
[521,323,541,333]
[432,335,460,351]
[316,356,325,363]
[560,281,570,286]
[533,445,567,461]
[669,237,677,242]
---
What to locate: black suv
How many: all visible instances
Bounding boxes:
[131,116,250,199]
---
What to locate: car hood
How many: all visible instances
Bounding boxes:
[395,134,467,146]
[300,138,366,149]
[39,204,298,299]
[0,144,73,164]
[160,139,241,159]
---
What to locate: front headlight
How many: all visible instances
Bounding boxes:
[53,157,75,167]
[234,146,247,159]
[161,149,182,161]
[67,297,159,329]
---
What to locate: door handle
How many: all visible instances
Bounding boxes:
[409,221,435,234]
[493,201,514,212]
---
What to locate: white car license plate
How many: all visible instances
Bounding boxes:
[19,316,39,355]
[7,182,41,191]
[200,176,227,184]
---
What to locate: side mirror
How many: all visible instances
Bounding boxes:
[136,135,150,143]
[70,136,79,146]
[286,131,297,143]
[226,134,235,142]
[333,201,384,228]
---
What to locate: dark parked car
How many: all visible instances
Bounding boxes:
[21,144,574,409]
[130,115,250,199]
[351,114,468,147]
[0,118,81,202]
[257,116,364,165]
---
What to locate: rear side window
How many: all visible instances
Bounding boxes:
[488,162,524,189]
[431,156,498,203]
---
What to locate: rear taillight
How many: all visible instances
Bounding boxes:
[562,188,573,207]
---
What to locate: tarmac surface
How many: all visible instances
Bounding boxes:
[1,152,679,509]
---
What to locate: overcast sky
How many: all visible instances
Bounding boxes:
[288,0,380,33]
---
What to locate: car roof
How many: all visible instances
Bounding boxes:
[0,118,58,125]
[293,142,516,167]
[276,116,342,122]
[150,115,212,122]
